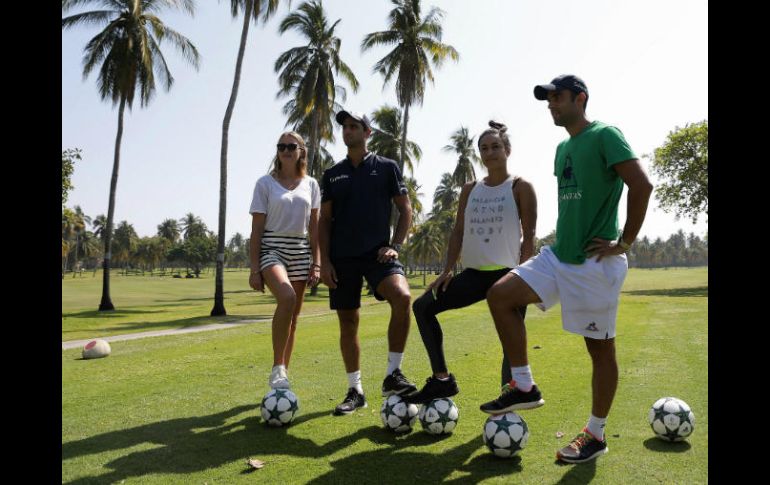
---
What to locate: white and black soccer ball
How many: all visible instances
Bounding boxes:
[482,412,529,458]
[380,395,419,433]
[261,389,299,427]
[418,398,459,435]
[648,397,695,442]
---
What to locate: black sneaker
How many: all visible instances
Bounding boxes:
[381,368,418,397]
[479,384,545,414]
[404,374,459,404]
[333,388,367,415]
[556,428,609,463]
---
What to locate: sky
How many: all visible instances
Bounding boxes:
[62,0,708,243]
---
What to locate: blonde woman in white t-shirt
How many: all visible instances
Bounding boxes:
[406,121,538,405]
[249,131,321,390]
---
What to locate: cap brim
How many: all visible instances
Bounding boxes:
[534,84,556,100]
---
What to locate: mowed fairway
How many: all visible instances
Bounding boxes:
[62,267,707,484]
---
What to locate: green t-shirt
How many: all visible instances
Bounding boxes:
[551,121,636,264]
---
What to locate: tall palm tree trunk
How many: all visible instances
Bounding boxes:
[99,96,126,311]
[308,109,320,178]
[308,110,321,297]
[389,103,411,234]
[212,0,254,317]
[400,103,410,174]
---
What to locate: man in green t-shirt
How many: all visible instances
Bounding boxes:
[479,75,653,464]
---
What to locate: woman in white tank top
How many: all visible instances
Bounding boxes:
[407,121,538,405]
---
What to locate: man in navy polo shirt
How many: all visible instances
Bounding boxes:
[319,109,418,415]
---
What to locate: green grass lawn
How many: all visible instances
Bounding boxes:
[62,267,707,484]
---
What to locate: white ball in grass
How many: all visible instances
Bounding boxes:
[82,339,111,359]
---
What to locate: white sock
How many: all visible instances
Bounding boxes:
[272,364,286,375]
[347,370,363,394]
[386,352,404,376]
[510,365,534,392]
[586,414,607,441]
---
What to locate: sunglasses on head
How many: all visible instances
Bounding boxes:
[277,143,299,152]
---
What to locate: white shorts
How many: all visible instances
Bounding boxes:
[512,245,628,339]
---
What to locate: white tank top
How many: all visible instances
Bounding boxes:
[461,175,521,270]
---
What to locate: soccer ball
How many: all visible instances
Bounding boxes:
[482,412,529,458]
[380,395,419,433]
[418,398,459,435]
[260,389,299,426]
[82,339,111,359]
[648,397,695,442]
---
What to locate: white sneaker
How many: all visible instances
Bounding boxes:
[269,366,290,389]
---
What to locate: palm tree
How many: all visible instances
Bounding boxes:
[212,0,282,317]
[157,218,181,244]
[180,213,207,240]
[62,0,200,311]
[279,88,344,179]
[361,0,459,172]
[443,126,481,187]
[403,176,423,223]
[71,206,91,275]
[92,214,107,242]
[275,0,359,179]
[113,221,138,273]
[408,220,442,286]
[432,172,458,214]
[369,104,422,175]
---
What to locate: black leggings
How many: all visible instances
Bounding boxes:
[412,268,528,387]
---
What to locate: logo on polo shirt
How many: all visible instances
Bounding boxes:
[370,169,378,175]
[330,174,350,183]
[585,322,598,331]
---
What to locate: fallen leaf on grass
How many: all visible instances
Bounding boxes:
[247,459,265,469]
[555,431,565,438]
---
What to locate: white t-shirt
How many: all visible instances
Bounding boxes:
[249,175,321,236]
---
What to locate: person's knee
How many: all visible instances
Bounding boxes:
[338,313,359,339]
[412,292,433,317]
[487,283,512,308]
[586,339,616,363]
[276,286,297,308]
[390,288,411,311]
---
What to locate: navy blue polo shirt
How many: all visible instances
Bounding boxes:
[321,152,408,259]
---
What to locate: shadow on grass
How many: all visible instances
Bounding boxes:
[553,456,597,484]
[623,286,708,297]
[62,314,273,340]
[642,437,692,452]
[62,406,352,484]
[63,309,165,319]
[309,433,519,484]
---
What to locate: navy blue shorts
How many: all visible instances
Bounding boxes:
[329,254,405,310]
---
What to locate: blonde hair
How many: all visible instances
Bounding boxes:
[271,131,307,176]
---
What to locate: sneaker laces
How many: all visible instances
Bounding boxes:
[343,388,359,403]
[393,370,411,385]
[568,431,592,451]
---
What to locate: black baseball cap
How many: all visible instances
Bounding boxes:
[335,109,371,129]
[534,74,589,101]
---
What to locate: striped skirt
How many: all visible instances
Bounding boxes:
[259,231,312,282]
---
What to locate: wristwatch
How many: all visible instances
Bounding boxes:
[390,243,402,253]
[617,239,632,252]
